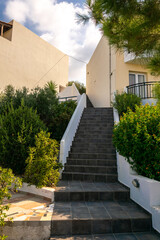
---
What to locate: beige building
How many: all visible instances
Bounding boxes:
[87,36,159,107]
[0,20,69,91]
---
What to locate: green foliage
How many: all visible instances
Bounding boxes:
[67,81,86,94]
[24,131,62,188]
[0,83,76,142]
[0,102,46,175]
[153,83,160,105]
[112,91,141,116]
[113,105,160,181]
[0,167,22,240]
[80,0,160,76]
[50,101,77,141]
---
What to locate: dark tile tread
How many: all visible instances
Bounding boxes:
[51,107,158,237]
[50,232,160,240]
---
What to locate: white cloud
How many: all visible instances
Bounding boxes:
[4,0,102,85]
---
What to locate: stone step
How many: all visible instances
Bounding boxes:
[80,119,113,124]
[62,172,118,182]
[77,125,113,133]
[66,159,117,167]
[74,135,113,140]
[72,142,114,149]
[74,136,113,142]
[81,116,114,120]
[83,107,113,111]
[64,165,117,174]
[75,132,113,138]
[54,181,129,202]
[78,122,114,127]
[70,147,116,154]
[51,201,152,236]
[68,153,116,160]
[50,232,160,240]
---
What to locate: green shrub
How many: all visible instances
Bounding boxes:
[50,100,77,141]
[112,91,141,116]
[113,104,160,181]
[0,167,22,240]
[153,83,160,105]
[24,131,62,188]
[0,102,47,175]
[67,81,86,94]
[0,83,76,141]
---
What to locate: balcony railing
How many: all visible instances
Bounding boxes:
[126,81,160,99]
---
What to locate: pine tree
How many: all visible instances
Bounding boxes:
[79,0,160,76]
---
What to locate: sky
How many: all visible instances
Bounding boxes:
[0,0,102,85]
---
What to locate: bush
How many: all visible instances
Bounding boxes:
[113,104,160,181]
[0,167,22,240]
[153,82,160,105]
[0,102,47,175]
[24,131,62,188]
[67,81,86,94]
[50,100,77,141]
[112,91,141,116]
[0,83,76,141]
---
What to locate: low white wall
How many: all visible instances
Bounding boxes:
[142,98,157,105]
[19,182,55,201]
[59,93,86,167]
[113,107,160,233]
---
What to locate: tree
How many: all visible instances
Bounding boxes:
[67,81,86,94]
[78,0,160,76]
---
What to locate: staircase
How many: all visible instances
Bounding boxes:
[50,108,160,239]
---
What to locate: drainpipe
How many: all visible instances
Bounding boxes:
[109,45,112,106]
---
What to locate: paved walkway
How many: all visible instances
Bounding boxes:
[3,191,53,222]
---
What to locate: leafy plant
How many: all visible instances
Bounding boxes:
[49,100,77,141]
[0,167,22,240]
[24,131,62,188]
[0,102,47,175]
[0,83,76,142]
[112,91,141,116]
[113,105,160,181]
[67,81,86,94]
[153,83,160,105]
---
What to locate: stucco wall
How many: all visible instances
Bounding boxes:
[87,36,114,107]
[0,20,68,91]
[86,36,159,107]
[115,52,159,93]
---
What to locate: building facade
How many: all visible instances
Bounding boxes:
[0,20,69,91]
[87,36,159,107]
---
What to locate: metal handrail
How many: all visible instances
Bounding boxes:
[126,81,160,99]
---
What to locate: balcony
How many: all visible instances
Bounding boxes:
[126,81,160,99]
[124,51,151,64]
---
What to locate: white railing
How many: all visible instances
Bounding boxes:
[59,93,86,166]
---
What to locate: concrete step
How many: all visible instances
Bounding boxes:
[54,181,129,202]
[74,134,113,139]
[70,147,116,154]
[66,159,117,167]
[51,201,152,236]
[74,136,113,142]
[72,142,114,148]
[68,153,116,160]
[62,172,118,182]
[64,165,117,174]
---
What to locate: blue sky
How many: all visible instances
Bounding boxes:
[0,0,101,84]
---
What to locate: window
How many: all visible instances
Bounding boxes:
[129,72,146,98]
[129,72,146,86]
